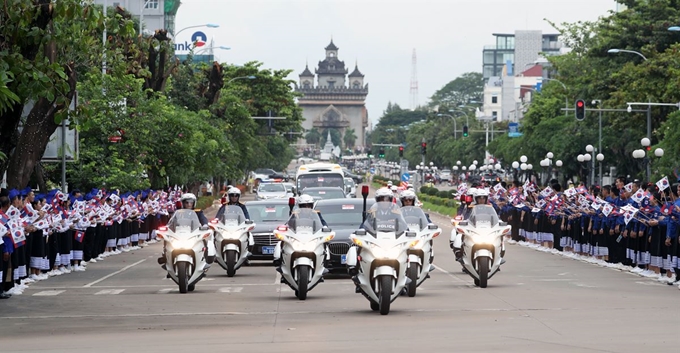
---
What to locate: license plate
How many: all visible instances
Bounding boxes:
[341,255,347,264]
[261,246,275,255]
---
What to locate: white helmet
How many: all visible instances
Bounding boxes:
[227,187,241,197]
[390,185,398,193]
[375,187,393,202]
[400,189,417,204]
[298,194,315,208]
[180,193,197,207]
[474,188,489,204]
[387,181,393,186]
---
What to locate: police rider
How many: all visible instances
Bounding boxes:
[272,194,327,271]
[452,188,489,262]
[216,187,250,220]
[157,193,214,267]
[400,189,431,223]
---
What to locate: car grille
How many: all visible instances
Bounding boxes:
[328,242,350,255]
[253,233,276,245]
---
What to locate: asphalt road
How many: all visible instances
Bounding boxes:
[1,192,679,352]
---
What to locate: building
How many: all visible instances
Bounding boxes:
[296,40,369,149]
[482,31,563,79]
[93,0,180,35]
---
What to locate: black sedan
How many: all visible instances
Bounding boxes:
[314,198,375,272]
[342,169,363,184]
[245,200,295,260]
[300,186,346,201]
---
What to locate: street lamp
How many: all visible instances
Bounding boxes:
[520,155,527,163]
[669,26,680,31]
[437,113,459,139]
[174,24,220,38]
[633,138,664,180]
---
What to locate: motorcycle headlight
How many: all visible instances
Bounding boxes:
[172,237,197,250]
[472,232,499,245]
[370,243,403,259]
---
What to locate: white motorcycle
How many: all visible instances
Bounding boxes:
[401,206,441,297]
[454,205,509,288]
[274,208,335,300]
[209,205,255,277]
[346,201,419,315]
[157,210,213,293]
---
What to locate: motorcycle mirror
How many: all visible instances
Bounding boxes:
[427,224,438,230]
[199,225,210,231]
[405,231,417,238]
[361,185,369,197]
[354,229,367,236]
[221,197,227,205]
[245,220,254,225]
[175,200,182,209]
[458,220,468,227]
[321,226,331,233]
[498,221,507,227]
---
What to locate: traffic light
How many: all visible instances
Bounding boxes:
[421,142,427,155]
[575,99,586,121]
[398,145,404,157]
[463,125,469,137]
[379,148,385,158]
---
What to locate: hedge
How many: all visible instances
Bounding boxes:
[197,196,218,210]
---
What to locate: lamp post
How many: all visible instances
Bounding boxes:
[633,138,664,180]
[196,45,231,55]
[512,161,520,181]
[436,113,458,139]
[555,160,563,184]
[174,23,220,39]
[577,152,592,186]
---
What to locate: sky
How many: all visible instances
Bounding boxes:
[174,0,620,126]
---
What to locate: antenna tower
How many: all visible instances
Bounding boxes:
[409,48,419,110]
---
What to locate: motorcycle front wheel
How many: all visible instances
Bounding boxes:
[407,264,418,297]
[477,257,489,288]
[296,265,310,300]
[177,262,190,294]
[225,250,237,277]
[379,276,392,315]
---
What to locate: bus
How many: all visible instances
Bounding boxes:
[295,163,345,194]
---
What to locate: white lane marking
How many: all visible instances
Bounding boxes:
[218,287,243,293]
[534,279,571,282]
[433,265,467,283]
[635,281,666,287]
[94,289,125,295]
[27,281,349,290]
[273,272,281,285]
[572,283,598,288]
[33,290,65,296]
[157,288,176,294]
[83,258,147,288]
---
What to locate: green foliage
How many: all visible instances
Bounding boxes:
[428,72,483,110]
[343,128,357,149]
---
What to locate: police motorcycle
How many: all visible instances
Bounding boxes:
[346,186,420,315]
[273,197,335,300]
[157,209,213,293]
[209,205,255,277]
[401,205,441,297]
[454,204,509,288]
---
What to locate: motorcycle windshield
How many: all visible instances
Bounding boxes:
[286,208,323,235]
[401,206,428,231]
[362,202,408,237]
[469,205,500,228]
[167,209,202,233]
[220,205,246,226]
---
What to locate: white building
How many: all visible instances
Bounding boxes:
[93,0,179,35]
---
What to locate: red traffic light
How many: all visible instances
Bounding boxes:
[421,142,426,147]
[576,101,584,108]
[399,146,404,151]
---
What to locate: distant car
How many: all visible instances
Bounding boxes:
[440,169,452,182]
[281,182,296,198]
[251,168,276,182]
[245,200,296,260]
[343,177,356,198]
[255,183,288,201]
[300,186,346,201]
[342,168,363,184]
[314,198,375,272]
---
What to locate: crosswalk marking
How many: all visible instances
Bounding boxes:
[33,290,65,296]
[94,289,125,295]
[218,287,243,293]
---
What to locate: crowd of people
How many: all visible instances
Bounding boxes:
[460,176,680,289]
[0,187,180,299]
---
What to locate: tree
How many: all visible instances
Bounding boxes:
[321,128,342,148]
[428,72,483,110]
[0,0,104,188]
[305,128,322,146]
[343,128,357,149]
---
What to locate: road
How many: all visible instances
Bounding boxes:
[1,194,679,352]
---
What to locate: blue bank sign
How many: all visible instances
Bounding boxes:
[174,31,207,51]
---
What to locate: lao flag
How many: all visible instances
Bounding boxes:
[74,230,85,243]
[656,176,670,192]
[576,185,588,194]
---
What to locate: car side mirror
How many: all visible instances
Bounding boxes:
[458,221,468,226]
[245,220,253,225]
[405,231,417,237]
[355,229,367,236]
[199,225,210,231]
[427,224,438,230]
[499,221,507,227]
[322,226,331,233]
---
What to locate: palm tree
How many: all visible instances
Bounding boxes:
[305,128,321,146]
[343,128,357,149]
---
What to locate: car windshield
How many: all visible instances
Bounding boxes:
[305,188,345,200]
[361,202,408,237]
[167,209,202,233]
[220,205,246,226]
[400,206,429,231]
[298,173,344,190]
[344,178,353,186]
[286,208,323,233]
[282,184,295,193]
[255,169,275,175]
[469,205,500,228]
[259,184,286,192]
[315,203,366,227]
[246,204,291,223]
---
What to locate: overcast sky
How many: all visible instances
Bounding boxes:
[175,0,619,125]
